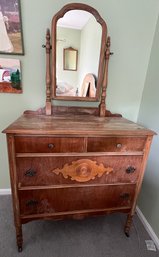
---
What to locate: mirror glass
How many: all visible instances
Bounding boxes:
[56,10,102,98]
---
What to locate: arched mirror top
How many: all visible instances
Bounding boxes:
[51,3,107,102]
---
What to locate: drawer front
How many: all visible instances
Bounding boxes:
[19,185,135,216]
[87,137,146,152]
[17,156,142,186]
[15,136,85,153]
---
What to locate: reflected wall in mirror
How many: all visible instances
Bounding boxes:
[63,47,78,71]
[52,4,107,101]
[56,10,101,98]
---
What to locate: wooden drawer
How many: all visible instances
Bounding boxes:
[15,136,85,153]
[87,137,146,152]
[19,184,135,216]
[17,155,143,187]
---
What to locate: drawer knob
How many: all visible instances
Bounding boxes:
[26,199,38,206]
[126,166,136,174]
[120,193,130,200]
[25,169,36,177]
[116,143,122,148]
[48,143,55,149]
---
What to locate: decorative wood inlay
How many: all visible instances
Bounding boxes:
[52,159,113,182]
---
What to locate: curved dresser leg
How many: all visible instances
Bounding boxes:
[124,214,133,237]
[16,225,23,252]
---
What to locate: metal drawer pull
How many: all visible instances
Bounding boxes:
[120,193,130,200]
[48,143,55,149]
[126,166,136,174]
[116,143,122,148]
[26,200,39,206]
[24,169,36,177]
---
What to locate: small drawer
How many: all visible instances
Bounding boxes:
[15,136,85,153]
[17,155,142,187]
[87,137,146,152]
[19,184,135,216]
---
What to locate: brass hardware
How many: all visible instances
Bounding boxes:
[26,200,38,206]
[120,193,130,200]
[116,143,122,148]
[126,166,136,174]
[24,169,36,177]
[48,143,55,149]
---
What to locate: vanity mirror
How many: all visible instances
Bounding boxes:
[3,3,156,252]
[52,4,107,101]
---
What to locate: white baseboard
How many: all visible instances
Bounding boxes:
[0,189,11,195]
[136,206,159,250]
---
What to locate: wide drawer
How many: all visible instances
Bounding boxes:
[15,136,85,153]
[17,155,143,186]
[19,184,135,216]
[87,137,146,152]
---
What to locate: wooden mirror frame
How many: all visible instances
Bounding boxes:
[51,3,107,102]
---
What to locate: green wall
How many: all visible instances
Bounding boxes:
[78,16,102,90]
[57,27,81,87]
[0,0,159,188]
[138,15,159,238]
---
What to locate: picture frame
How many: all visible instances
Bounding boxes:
[0,0,24,55]
[0,58,22,93]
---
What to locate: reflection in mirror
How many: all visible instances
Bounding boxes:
[56,10,102,98]
[63,47,78,71]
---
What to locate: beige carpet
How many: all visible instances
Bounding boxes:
[0,195,158,257]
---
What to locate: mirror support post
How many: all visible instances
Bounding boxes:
[99,37,110,117]
[45,29,52,115]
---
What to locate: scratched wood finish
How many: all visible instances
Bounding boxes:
[16,155,143,187]
[3,115,155,136]
[15,135,146,153]
[19,184,136,216]
[4,121,155,251]
[87,136,146,152]
[15,136,85,153]
[24,105,122,117]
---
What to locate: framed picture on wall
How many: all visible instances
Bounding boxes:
[0,0,24,55]
[0,58,22,93]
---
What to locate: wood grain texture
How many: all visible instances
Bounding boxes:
[15,136,85,153]
[21,207,131,224]
[99,36,110,116]
[45,29,52,115]
[87,136,147,152]
[19,184,136,216]
[16,155,143,186]
[24,106,122,117]
[6,135,23,251]
[3,114,156,136]
[53,159,113,182]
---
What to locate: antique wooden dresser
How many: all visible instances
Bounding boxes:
[3,3,155,252]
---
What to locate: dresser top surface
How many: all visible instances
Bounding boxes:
[3,114,156,136]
